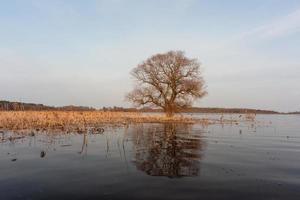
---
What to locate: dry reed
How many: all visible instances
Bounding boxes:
[0,111,252,135]
[0,111,199,132]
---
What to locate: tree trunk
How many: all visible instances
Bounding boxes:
[166,111,174,118]
[165,105,175,118]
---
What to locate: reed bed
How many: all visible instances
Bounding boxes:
[0,111,256,136]
[0,111,203,132]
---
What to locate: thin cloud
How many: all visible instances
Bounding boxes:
[242,8,300,40]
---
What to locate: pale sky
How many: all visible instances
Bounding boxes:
[1,0,300,112]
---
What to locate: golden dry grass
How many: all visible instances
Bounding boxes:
[0,111,201,132]
[0,111,256,135]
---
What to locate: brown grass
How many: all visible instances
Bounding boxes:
[0,111,255,135]
[0,111,201,132]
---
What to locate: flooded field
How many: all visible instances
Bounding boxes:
[0,114,300,200]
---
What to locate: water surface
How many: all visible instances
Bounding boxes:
[1,114,300,200]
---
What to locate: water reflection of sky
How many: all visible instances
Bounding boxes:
[1,124,206,178]
[1,115,300,200]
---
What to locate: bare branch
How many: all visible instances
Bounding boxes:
[126,50,207,117]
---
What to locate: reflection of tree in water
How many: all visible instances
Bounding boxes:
[131,123,205,178]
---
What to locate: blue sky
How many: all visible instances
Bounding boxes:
[1,0,300,112]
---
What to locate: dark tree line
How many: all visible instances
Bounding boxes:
[0,101,95,111]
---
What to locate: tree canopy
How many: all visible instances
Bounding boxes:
[127,50,207,117]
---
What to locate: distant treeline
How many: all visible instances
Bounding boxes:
[288,111,300,114]
[1,100,297,114]
[101,106,280,114]
[181,107,280,114]
[0,101,95,111]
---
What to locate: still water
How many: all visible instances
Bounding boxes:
[0,114,300,200]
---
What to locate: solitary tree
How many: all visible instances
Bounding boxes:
[126,50,207,117]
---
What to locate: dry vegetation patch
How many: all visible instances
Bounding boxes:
[0,111,200,132]
[0,111,257,136]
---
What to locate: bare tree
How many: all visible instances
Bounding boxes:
[126,51,207,117]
